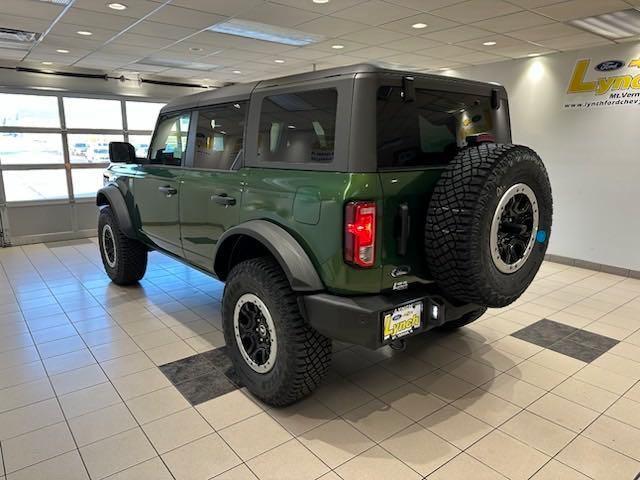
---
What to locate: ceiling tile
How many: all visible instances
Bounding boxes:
[39,34,104,50]
[296,15,368,37]
[61,7,137,30]
[349,46,400,59]
[423,44,479,59]
[379,13,459,35]
[507,0,563,7]
[2,0,63,21]
[452,51,508,64]
[0,14,51,33]
[281,47,334,60]
[169,0,263,16]
[112,33,177,49]
[471,11,556,33]
[100,43,154,57]
[235,2,320,27]
[384,0,468,11]
[127,21,198,41]
[385,36,444,52]
[536,32,614,49]
[270,0,368,14]
[49,22,120,42]
[71,0,161,18]
[431,0,522,23]
[535,0,631,21]
[456,34,531,50]
[146,5,226,30]
[0,48,26,61]
[423,25,492,43]
[331,0,420,26]
[381,52,439,68]
[491,45,557,58]
[339,27,409,45]
[210,48,265,61]
[311,39,370,53]
[508,23,584,42]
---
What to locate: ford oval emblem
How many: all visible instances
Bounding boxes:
[595,60,625,72]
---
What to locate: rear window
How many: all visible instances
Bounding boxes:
[257,89,337,164]
[377,86,498,169]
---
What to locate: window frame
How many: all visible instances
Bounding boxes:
[146,110,194,168]
[188,100,249,172]
[245,77,353,172]
[0,88,167,207]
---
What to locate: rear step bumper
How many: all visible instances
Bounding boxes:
[302,287,481,350]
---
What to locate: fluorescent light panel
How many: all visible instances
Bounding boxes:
[570,9,640,39]
[208,19,324,46]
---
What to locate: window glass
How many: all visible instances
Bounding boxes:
[0,94,60,128]
[129,134,152,158]
[71,168,104,198]
[3,169,68,202]
[68,134,124,163]
[0,133,64,165]
[149,113,191,166]
[63,97,122,129]
[126,101,165,131]
[377,86,497,168]
[194,102,246,170]
[258,89,337,164]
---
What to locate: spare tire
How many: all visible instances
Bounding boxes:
[425,144,552,308]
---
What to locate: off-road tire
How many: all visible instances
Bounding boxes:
[222,257,332,406]
[438,307,488,330]
[98,206,147,285]
[425,144,552,308]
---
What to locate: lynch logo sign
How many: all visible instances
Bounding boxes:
[564,57,640,109]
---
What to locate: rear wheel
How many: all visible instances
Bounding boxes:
[425,144,552,307]
[98,206,147,285]
[222,257,332,406]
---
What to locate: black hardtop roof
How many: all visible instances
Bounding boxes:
[161,63,503,114]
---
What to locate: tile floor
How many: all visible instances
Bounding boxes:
[0,238,639,480]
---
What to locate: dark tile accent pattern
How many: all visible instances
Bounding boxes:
[159,346,241,405]
[511,319,619,363]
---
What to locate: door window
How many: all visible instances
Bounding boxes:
[193,102,247,170]
[257,89,337,164]
[149,113,191,166]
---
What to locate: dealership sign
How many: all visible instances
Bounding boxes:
[564,56,640,109]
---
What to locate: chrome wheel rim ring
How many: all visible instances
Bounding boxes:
[233,293,277,374]
[102,224,117,268]
[490,183,539,274]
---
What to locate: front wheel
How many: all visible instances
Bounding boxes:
[98,206,147,285]
[222,257,331,406]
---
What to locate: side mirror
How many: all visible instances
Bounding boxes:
[109,142,137,164]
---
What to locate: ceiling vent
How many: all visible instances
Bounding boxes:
[0,28,41,50]
[570,8,640,39]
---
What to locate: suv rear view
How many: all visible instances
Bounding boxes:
[98,64,552,405]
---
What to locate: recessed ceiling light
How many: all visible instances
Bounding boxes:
[312,0,330,3]
[570,9,640,39]
[274,59,285,63]
[189,47,203,52]
[107,2,127,10]
[412,23,428,29]
[77,30,92,36]
[41,61,53,65]
[483,41,497,46]
[232,70,242,74]
[331,44,344,49]
[56,49,69,53]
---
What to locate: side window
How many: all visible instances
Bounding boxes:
[193,102,247,170]
[257,89,337,164]
[149,113,191,166]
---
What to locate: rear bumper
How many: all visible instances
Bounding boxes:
[302,286,481,349]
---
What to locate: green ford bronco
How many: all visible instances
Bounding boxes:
[99,64,552,406]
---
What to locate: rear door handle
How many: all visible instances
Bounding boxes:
[211,193,236,206]
[158,185,177,196]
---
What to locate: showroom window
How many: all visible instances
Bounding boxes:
[0,92,165,203]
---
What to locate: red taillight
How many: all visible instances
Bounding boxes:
[344,201,376,268]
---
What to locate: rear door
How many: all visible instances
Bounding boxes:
[179,102,248,271]
[375,78,510,290]
[133,111,192,255]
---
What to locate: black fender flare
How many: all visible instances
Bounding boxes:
[215,220,324,292]
[96,184,136,238]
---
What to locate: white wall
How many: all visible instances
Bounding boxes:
[448,43,640,271]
